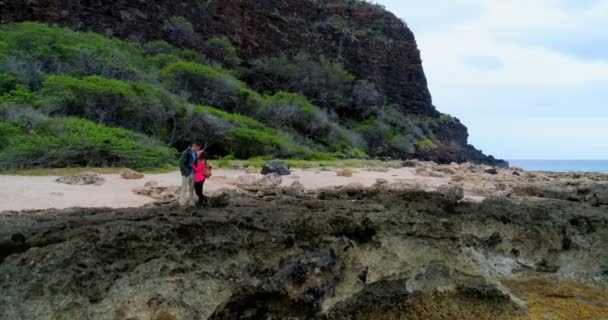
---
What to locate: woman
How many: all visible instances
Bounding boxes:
[191,151,208,207]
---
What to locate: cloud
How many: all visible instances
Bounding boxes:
[373,0,608,159]
[462,55,503,70]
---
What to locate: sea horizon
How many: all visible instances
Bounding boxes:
[507,159,608,173]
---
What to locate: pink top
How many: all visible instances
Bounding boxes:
[192,160,206,182]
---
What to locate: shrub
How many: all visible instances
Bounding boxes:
[177,105,312,158]
[0,117,176,170]
[415,138,438,150]
[0,22,149,82]
[225,128,285,159]
[357,118,391,156]
[203,36,241,69]
[143,40,206,65]
[259,92,331,136]
[163,16,200,48]
[0,72,18,93]
[243,52,382,118]
[42,75,180,139]
[160,61,245,109]
[0,85,42,107]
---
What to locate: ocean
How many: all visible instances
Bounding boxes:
[508,160,608,173]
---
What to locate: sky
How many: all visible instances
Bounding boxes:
[373,0,608,160]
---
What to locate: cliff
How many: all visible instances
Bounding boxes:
[0,0,506,165]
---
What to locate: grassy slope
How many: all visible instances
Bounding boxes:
[0,22,443,171]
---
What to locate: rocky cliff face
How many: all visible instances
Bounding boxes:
[0,0,505,165]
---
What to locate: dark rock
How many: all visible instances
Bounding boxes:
[261,160,291,176]
[208,189,230,207]
[402,159,419,167]
[484,168,499,175]
[56,172,105,185]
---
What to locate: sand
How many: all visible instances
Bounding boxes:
[0,168,448,212]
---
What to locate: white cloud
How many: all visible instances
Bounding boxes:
[373,0,608,159]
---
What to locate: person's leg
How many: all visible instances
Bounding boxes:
[187,176,196,206]
[194,181,203,205]
[200,180,207,205]
[179,175,189,206]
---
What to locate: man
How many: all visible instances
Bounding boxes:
[178,141,202,207]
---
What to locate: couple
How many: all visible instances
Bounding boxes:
[179,141,211,207]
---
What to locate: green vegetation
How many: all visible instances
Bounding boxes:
[0,116,175,170]
[0,22,444,170]
[415,138,438,150]
[203,36,241,69]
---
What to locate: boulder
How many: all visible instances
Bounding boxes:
[245,166,258,174]
[402,159,419,168]
[232,161,244,170]
[336,168,353,177]
[436,166,456,175]
[484,168,499,175]
[235,175,259,187]
[144,180,159,187]
[120,168,144,180]
[373,178,389,189]
[367,166,389,172]
[132,185,180,201]
[436,185,465,202]
[208,189,231,207]
[283,181,305,198]
[235,174,283,190]
[261,160,291,176]
[428,171,447,178]
[258,173,283,187]
[56,172,105,185]
[451,175,466,182]
[375,178,389,185]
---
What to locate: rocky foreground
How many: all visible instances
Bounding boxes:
[1,163,607,320]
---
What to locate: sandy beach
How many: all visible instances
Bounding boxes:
[0,167,449,212]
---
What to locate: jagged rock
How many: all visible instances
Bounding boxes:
[56,172,105,185]
[436,166,456,175]
[1,188,606,319]
[428,171,447,178]
[119,168,144,180]
[261,160,291,176]
[258,173,283,187]
[235,175,259,187]
[282,181,304,198]
[436,185,464,201]
[485,168,499,175]
[144,180,158,187]
[208,189,230,207]
[375,178,389,185]
[235,174,283,191]
[451,175,466,182]
[415,167,427,175]
[245,166,258,174]
[336,168,353,177]
[402,159,419,168]
[513,180,608,206]
[132,184,179,201]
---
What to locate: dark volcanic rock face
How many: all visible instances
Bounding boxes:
[0,0,433,116]
[0,187,607,319]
